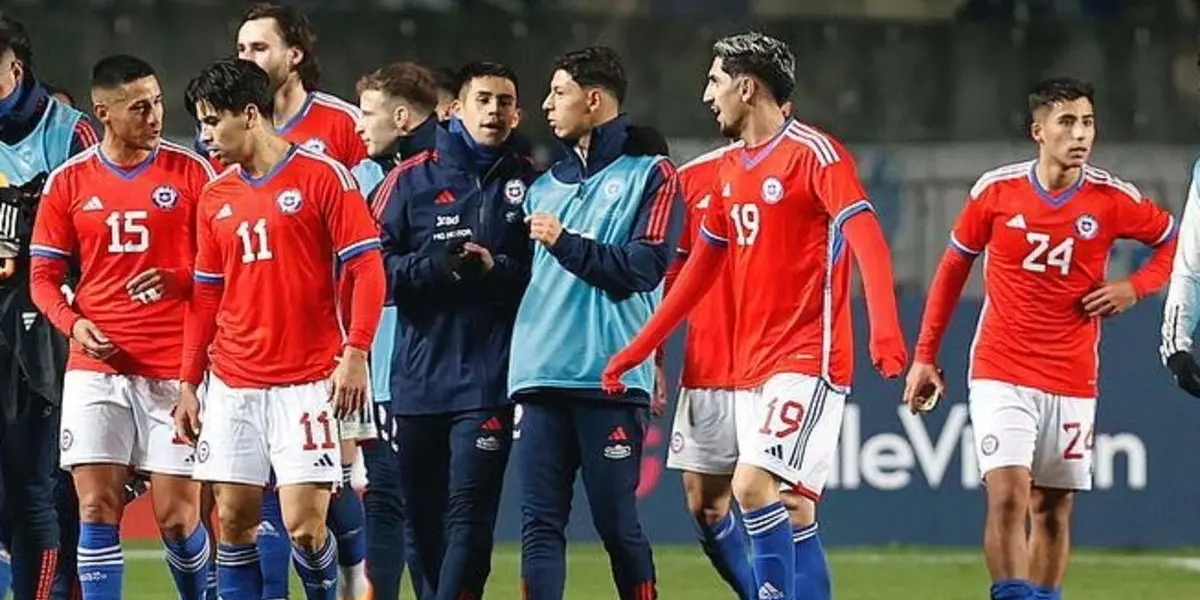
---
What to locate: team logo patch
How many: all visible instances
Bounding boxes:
[603,180,624,199]
[670,431,684,454]
[301,138,327,154]
[980,434,999,457]
[60,428,73,451]
[276,189,304,214]
[761,176,784,204]
[504,179,526,204]
[1074,214,1099,239]
[151,184,180,211]
[196,441,210,463]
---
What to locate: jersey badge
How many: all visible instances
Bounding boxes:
[761,176,784,204]
[276,189,304,214]
[151,184,180,211]
[603,180,624,200]
[1074,214,1099,240]
[504,179,526,204]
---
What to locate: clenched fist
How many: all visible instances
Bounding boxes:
[526,212,564,247]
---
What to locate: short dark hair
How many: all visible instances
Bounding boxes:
[1027,76,1095,117]
[712,32,796,104]
[432,66,459,98]
[552,46,627,103]
[0,12,33,67]
[184,58,274,121]
[355,61,439,114]
[456,61,519,96]
[91,55,156,90]
[242,2,319,90]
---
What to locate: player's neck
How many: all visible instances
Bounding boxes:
[739,106,787,148]
[575,108,620,159]
[272,79,309,129]
[243,133,292,178]
[99,135,153,167]
[1033,158,1082,192]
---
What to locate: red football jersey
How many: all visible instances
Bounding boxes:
[278,92,367,168]
[952,161,1176,397]
[677,145,738,389]
[194,146,380,388]
[30,141,214,378]
[700,120,873,389]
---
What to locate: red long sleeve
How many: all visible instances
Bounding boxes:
[166,267,193,300]
[1129,236,1177,299]
[915,247,975,364]
[343,250,386,351]
[842,213,907,375]
[180,282,221,385]
[656,253,687,363]
[30,257,79,337]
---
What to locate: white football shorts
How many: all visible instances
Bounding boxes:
[59,370,195,476]
[968,378,1097,491]
[734,373,847,501]
[666,387,738,475]
[192,374,341,487]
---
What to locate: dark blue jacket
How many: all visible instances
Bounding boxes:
[376,124,539,415]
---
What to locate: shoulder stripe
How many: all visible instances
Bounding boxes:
[42,146,98,195]
[312,92,363,120]
[298,146,358,191]
[370,150,436,220]
[645,158,678,243]
[679,143,739,171]
[160,139,218,180]
[784,122,839,167]
[1083,165,1141,202]
[72,118,99,149]
[968,160,1034,199]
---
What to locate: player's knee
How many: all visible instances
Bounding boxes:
[215,503,260,544]
[287,521,328,551]
[75,485,123,525]
[1031,489,1074,537]
[780,491,816,527]
[730,466,778,511]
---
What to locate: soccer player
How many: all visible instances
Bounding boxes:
[28,54,215,600]
[904,77,1177,600]
[376,60,537,600]
[431,67,459,123]
[0,12,99,600]
[1161,148,1200,396]
[173,58,385,600]
[235,5,372,596]
[604,32,907,600]
[509,46,683,600]
[350,60,442,600]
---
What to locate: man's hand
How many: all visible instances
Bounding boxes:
[126,268,178,304]
[72,318,116,360]
[173,383,203,446]
[526,212,564,247]
[462,242,494,273]
[902,361,946,414]
[0,258,14,281]
[1167,351,1200,398]
[651,360,667,417]
[1082,280,1138,317]
[434,238,470,282]
[330,347,369,419]
[870,334,908,379]
[602,347,650,395]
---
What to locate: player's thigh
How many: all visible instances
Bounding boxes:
[265,380,340,487]
[733,373,846,501]
[1031,394,1097,492]
[968,379,1040,480]
[666,388,738,476]
[192,374,271,487]
[128,376,196,477]
[59,370,135,469]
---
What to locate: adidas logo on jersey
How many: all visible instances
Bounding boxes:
[215,204,233,220]
[697,194,711,209]
[757,582,785,600]
[21,311,36,331]
[1005,214,1027,229]
[82,196,103,212]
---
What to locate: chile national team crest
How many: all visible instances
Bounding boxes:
[1074,214,1099,240]
[504,179,526,204]
[276,189,304,214]
[151,184,179,211]
[761,176,784,204]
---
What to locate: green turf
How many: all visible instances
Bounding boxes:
[114,541,1200,599]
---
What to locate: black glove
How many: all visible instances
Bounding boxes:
[433,237,471,282]
[1167,351,1200,398]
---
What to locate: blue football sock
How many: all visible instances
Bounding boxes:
[793,522,831,600]
[291,530,339,600]
[216,543,263,600]
[205,560,217,600]
[329,465,367,568]
[741,502,794,600]
[163,522,212,600]
[991,579,1034,600]
[77,523,123,600]
[1033,585,1062,600]
[697,512,755,600]
[0,542,12,600]
[259,487,292,599]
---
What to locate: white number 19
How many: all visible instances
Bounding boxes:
[1022,232,1073,276]
[730,203,760,246]
[236,218,273,263]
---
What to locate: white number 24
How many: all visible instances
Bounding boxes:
[1022,232,1074,276]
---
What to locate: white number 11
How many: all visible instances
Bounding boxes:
[236,218,273,263]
